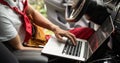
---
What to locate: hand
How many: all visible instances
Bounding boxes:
[52,27,77,45]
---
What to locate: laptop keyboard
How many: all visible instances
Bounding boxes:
[62,39,83,57]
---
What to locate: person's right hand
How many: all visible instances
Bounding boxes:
[52,26,77,45]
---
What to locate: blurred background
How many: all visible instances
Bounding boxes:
[29,0,47,17]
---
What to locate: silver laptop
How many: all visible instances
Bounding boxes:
[41,16,115,61]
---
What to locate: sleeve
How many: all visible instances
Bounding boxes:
[0,16,18,42]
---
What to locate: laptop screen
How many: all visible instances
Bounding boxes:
[88,16,114,53]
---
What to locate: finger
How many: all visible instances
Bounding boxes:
[69,33,77,45]
[66,32,77,45]
[55,34,63,41]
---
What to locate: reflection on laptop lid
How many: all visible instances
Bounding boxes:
[41,16,114,61]
[88,16,115,56]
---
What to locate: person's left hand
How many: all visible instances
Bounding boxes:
[52,27,77,45]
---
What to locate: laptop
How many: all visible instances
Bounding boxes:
[41,16,115,61]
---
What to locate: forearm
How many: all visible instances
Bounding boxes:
[20,46,42,51]
[27,5,60,31]
[33,11,59,31]
[9,35,42,51]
